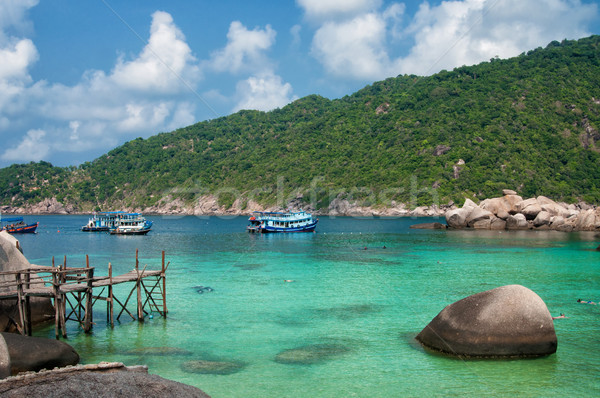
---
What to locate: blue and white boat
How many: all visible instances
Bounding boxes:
[247,211,318,233]
[109,213,153,235]
[81,211,123,231]
[82,211,152,235]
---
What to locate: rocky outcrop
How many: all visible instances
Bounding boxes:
[1,333,79,375]
[0,362,210,397]
[1,198,74,215]
[0,232,54,332]
[446,191,600,231]
[416,285,557,358]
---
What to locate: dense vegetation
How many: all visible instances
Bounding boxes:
[2,36,600,211]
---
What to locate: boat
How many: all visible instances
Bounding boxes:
[81,211,124,231]
[0,216,39,234]
[108,213,153,235]
[247,211,318,233]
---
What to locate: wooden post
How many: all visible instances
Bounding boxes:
[15,273,26,335]
[162,251,167,316]
[84,267,93,333]
[108,262,114,327]
[24,272,32,335]
[52,270,61,339]
[136,249,144,322]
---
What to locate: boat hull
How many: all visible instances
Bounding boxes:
[247,220,318,233]
[3,222,39,234]
[110,228,152,235]
[81,226,110,232]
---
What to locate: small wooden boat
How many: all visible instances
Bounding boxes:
[1,217,39,234]
[247,211,318,233]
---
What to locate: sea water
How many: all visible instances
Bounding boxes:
[16,215,600,397]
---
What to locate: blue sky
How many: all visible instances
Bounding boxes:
[1,0,599,168]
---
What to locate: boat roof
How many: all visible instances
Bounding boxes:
[96,211,142,216]
[252,211,309,215]
[1,217,24,222]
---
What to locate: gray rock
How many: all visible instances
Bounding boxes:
[502,189,518,195]
[0,334,9,379]
[0,362,209,398]
[1,333,79,375]
[490,218,507,230]
[466,207,494,227]
[472,219,492,229]
[517,198,543,220]
[445,208,469,229]
[416,285,557,357]
[533,211,552,226]
[506,213,529,230]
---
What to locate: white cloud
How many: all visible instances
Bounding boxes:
[306,0,598,80]
[297,0,382,20]
[111,11,200,93]
[1,128,48,162]
[0,0,38,40]
[208,21,276,74]
[312,13,390,80]
[0,8,205,165]
[233,72,296,112]
[396,0,598,75]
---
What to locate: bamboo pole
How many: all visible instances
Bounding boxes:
[162,251,167,316]
[108,263,114,327]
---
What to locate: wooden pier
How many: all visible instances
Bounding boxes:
[0,250,168,339]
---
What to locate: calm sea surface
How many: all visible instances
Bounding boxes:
[16,215,600,397]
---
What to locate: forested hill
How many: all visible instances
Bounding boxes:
[1,36,600,212]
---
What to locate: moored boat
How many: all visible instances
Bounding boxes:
[81,211,123,231]
[109,213,153,235]
[0,216,39,234]
[247,211,318,233]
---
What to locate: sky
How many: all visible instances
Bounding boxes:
[0,0,599,168]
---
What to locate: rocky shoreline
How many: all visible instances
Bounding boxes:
[1,191,599,231]
[445,190,600,232]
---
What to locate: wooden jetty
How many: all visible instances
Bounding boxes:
[0,250,168,339]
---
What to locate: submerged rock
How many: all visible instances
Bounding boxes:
[123,347,192,356]
[274,344,350,365]
[416,285,557,358]
[181,359,245,375]
[410,222,447,229]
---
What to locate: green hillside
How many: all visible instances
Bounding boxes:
[2,36,600,211]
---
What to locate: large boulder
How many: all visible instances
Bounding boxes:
[445,199,478,228]
[533,211,552,227]
[1,333,79,375]
[416,285,557,357]
[0,362,210,397]
[0,232,54,332]
[506,213,529,230]
[574,209,600,231]
[466,207,494,227]
[516,198,543,220]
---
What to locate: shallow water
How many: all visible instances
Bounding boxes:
[16,215,600,397]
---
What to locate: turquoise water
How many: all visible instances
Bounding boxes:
[17,215,600,397]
